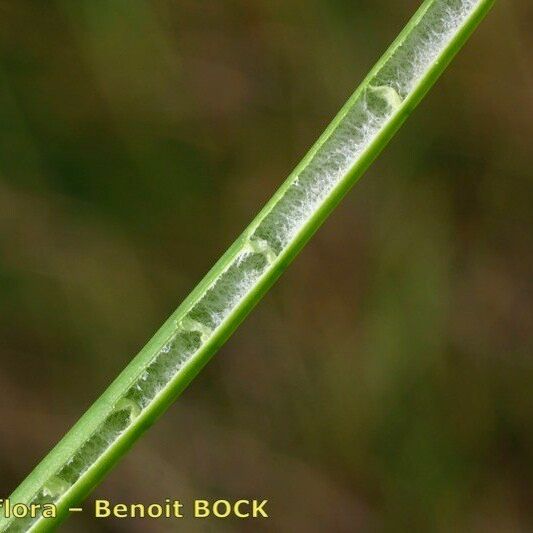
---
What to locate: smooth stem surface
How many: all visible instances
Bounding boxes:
[1,1,494,531]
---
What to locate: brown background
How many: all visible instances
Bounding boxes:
[0,0,531,531]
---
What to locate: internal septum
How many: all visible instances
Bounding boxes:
[4,2,480,531]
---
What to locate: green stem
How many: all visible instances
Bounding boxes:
[1,1,494,531]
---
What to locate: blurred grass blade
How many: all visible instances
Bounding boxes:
[0,0,494,530]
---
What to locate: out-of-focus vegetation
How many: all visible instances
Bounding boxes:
[0,1,531,531]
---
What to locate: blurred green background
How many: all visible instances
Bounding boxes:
[0,0,531,531]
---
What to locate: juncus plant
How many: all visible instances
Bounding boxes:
[0,1,494,530]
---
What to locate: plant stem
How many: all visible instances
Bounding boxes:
[1,1,494,531]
